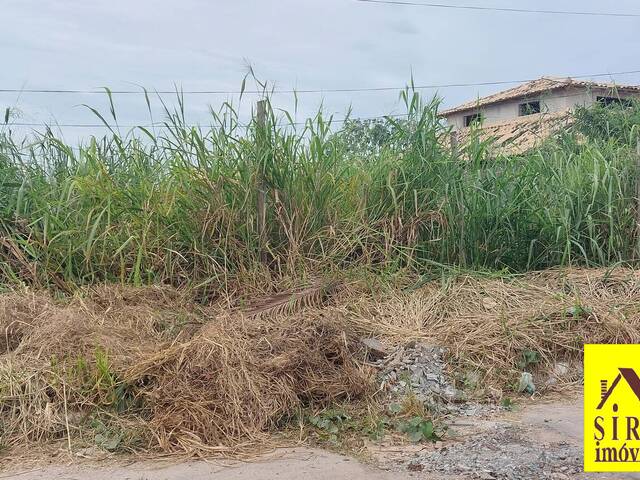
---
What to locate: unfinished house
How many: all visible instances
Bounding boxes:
[440,77,640,154]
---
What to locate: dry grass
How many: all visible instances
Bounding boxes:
[0,283,372,455]
[1,267,640,455]
[341,267,640,389]
[126,314,371,454]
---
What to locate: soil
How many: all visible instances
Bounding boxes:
[3,394,639,480]
[374,394,639,479]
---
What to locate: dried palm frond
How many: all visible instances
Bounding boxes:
[241,280,339,318]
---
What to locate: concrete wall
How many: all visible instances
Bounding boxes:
[444,87,639,130]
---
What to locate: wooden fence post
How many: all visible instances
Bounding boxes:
[256,100,267,262]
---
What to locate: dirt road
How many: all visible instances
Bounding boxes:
[3,395,640,480]
[1,449,401,480]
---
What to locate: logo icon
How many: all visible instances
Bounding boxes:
[584,344,640,472]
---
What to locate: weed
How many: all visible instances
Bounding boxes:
[517,349,541,370]
[90,418,123,451]
[0,95,637,294]
[308,409,351,439]
[396,415,442,443]
[71,350,139,412]
[501,397,516,411]
[306,402,444,445]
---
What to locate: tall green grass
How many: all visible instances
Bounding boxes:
[0,91,638,294]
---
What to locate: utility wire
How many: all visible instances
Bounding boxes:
[5,123,152,128]
[4,70,639,129]
[0,69,639,95]
[355,0,640,17]
[3,114,411,129]
[7,87,631,129]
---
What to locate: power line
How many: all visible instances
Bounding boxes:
[2,114,411,129]
[0,69,639,95]
[3,69,639,129]
[355,0,640,17]
[5,122,152,128]
[8,86,634,129]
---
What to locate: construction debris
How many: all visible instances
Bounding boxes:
[407,423,582,479]
[375,342,459,407]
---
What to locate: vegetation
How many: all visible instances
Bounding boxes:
[1,89,640,456]
[0,91,639,296]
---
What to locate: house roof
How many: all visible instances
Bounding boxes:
[452,109,574,155]
[440,77,640,116]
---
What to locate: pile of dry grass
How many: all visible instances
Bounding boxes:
[126,314,371,453]
[341,267,640,389]
[0,286,199,449]
[2,267,640,455]
[0,284,372,455]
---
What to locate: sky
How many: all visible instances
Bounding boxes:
[2,0,640,142]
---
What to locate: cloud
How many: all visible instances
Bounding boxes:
[1,0,640,141]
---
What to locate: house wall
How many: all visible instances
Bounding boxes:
[446,101,521,130]
[444,87,639,130]
[543,87,592,112]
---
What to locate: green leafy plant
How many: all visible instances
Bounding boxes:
[517,349,540,370]
[308,409,352,442]
[501,397,516,411]
[362,418,388,441]
[396,416,442,443]
[90,418,123,452]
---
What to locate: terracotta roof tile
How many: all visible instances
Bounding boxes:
[440,77,640,116]
[452,109,574,155]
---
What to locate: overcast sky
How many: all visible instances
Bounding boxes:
[2,0,640,141]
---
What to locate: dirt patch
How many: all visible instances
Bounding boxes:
[374,395,640,479]
[0,448,408,480]
[6,396,640,479]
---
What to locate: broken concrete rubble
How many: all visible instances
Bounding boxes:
[373,341,474,414]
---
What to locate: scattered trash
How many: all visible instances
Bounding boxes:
[517,372,536,394]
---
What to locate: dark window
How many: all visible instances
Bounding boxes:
[464,113,482,127]
[597,96,633,108]
[518,101,541,116]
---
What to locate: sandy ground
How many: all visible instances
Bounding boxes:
[0,449,401,480]
[3,394,640,480]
